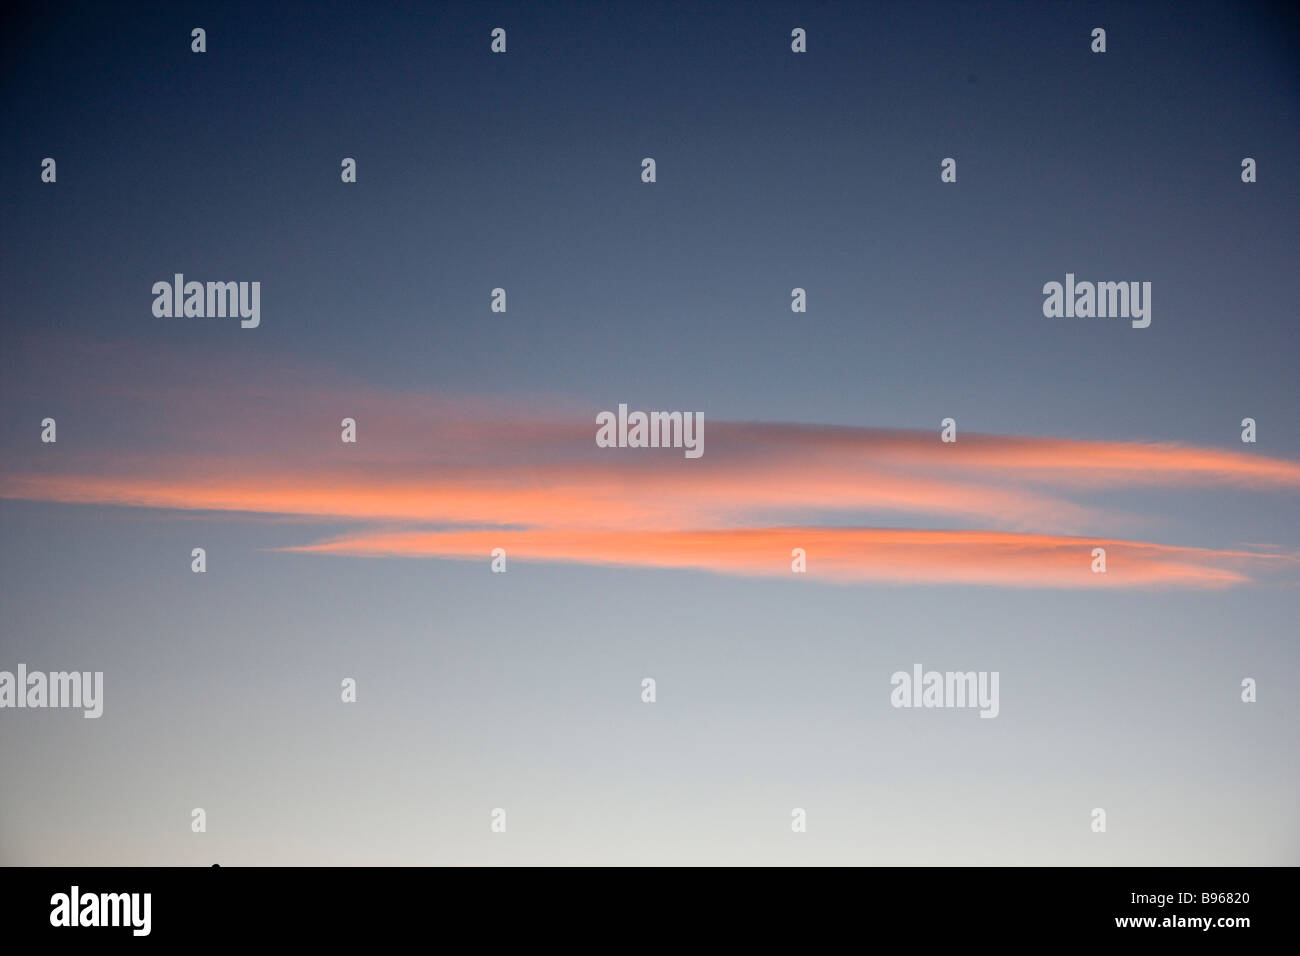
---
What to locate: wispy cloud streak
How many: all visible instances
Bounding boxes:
[283,526,1296,588]
[3,354,1297,588]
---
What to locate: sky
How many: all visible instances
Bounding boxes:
[1,0,1298,865]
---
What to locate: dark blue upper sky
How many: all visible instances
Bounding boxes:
[4,0,1297,442]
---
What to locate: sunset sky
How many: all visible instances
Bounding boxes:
[2,0,1297,865]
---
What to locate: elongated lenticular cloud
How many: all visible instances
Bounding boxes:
[283,526,1295,588]
[2,366,1297,588]
[0,459,1096,531]
[6,420,1300,531]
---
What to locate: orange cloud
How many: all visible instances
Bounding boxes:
[861,431,1300,488]
[0,461,1091,531]
[282,526,1293,588]
[6,420,1297,537]
[4,367,1298,587]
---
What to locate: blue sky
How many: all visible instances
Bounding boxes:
[2,0,1297,865]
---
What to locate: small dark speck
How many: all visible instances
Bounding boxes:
[967,74,978,84]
